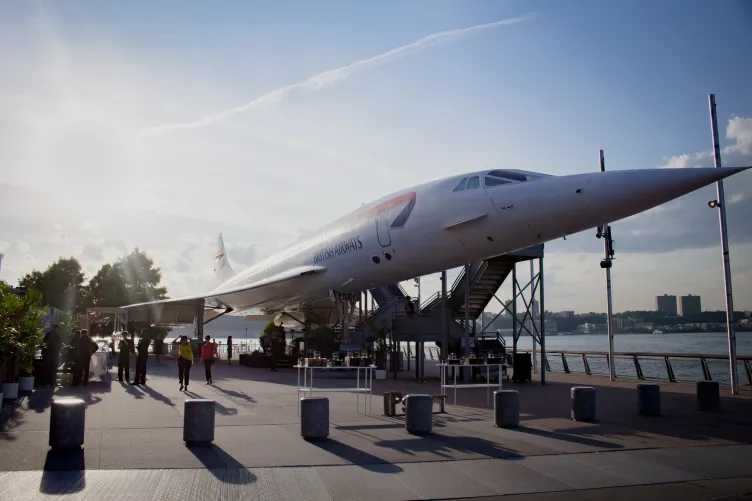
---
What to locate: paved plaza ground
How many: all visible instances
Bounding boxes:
[1,356,752,500]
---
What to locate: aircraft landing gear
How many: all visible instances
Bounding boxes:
[332,290,359,344]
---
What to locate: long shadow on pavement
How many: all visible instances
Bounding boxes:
[139,385,176,407]
[511,425,624,449]
[308,438,403,473]
[185,444,256,485]
[373,434,525,461]
[184,390,238,416]
[39,448,86,494]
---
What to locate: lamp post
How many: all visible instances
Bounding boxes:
[598,150,616,381]
[708,94,738,395]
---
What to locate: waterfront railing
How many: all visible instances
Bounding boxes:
[517,349,752,386]
[406,346,751,386]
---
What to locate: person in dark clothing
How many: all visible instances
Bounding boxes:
[68,330,81,379]
[154,339,163,364]
[227,336,233,365]
[42,325,62,387]
[76,330,99,386]
[132,332,151,385]
[117,334,131,382]
[70,330,84,385]
[404,296,415,314]
[269,332,279,372]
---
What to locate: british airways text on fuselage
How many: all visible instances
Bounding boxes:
[313,235,363,264]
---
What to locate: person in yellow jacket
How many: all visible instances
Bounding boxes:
[177,336,194,391]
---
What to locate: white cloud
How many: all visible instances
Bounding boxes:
[727,116,752,155]
[142,14,536,136]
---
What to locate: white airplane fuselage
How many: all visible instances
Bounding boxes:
[207,166,749,314]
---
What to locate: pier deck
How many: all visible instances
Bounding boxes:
[1,359,751,500]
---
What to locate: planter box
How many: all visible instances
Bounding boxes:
[2,382,19,400]
[19,376,34,392]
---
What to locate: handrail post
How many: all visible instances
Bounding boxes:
[700,358,712,381]
[582,354,591,375]
[664,356,676,382]
[633,355,644,379]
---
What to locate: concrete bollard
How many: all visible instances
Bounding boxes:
[49,398,86,450]
[404,394,433,435]
[301,397,329,440]
[494,390,520,428]
[637,384,661,416]
[184,399,216,445]
[571,386,596,422]
[696,381,720,412]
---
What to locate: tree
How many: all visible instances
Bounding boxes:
[18,258,90,314]
[88,249,170,340]
[89,249,168,307]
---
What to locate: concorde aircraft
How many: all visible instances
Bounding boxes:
[123,166,749,330]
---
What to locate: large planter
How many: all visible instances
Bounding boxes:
[19,376,35,392]
[2,382,19,400]
[374,369,387,380]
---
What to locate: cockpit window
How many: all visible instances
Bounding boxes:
[487,169,537,182]
[485,175,512,187]
[466,176,480,189]
[453,178,468,192]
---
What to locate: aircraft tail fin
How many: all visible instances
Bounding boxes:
[214,233,236,284]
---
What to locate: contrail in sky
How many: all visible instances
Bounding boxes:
[142,13,535,136]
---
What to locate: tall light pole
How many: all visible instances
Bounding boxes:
[598,150,616,381]
[708,94,738,395]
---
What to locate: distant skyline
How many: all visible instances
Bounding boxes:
[1,0,751,314]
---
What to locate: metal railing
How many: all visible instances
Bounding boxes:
[477,330,506,349]
[450,262,489,298]
[165,341,262,361]
[518,349,752,386]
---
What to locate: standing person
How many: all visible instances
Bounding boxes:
[227,336,233,365]
[177,336,193,391]
[201,335,217,384]
[42,324,62,387]
[77,330,98,386]
[269,331,278,372]
[117,334,131,382]
[154,338,163,364]
[70,329,84,386]
[132,330,151,385]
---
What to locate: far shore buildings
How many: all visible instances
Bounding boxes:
[680,294,702,317]
[655,293,702,317]
[656,294,678,315]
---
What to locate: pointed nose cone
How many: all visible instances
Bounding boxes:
[584,166,750,222]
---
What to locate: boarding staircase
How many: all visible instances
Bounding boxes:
[422,244,544,321]
[369,283,408,307]
[361,245,542,358]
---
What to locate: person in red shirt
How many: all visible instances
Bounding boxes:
[201,335,217,384]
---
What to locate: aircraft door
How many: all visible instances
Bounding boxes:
[376,210,392,247]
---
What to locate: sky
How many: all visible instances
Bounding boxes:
[1,0,751,315]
